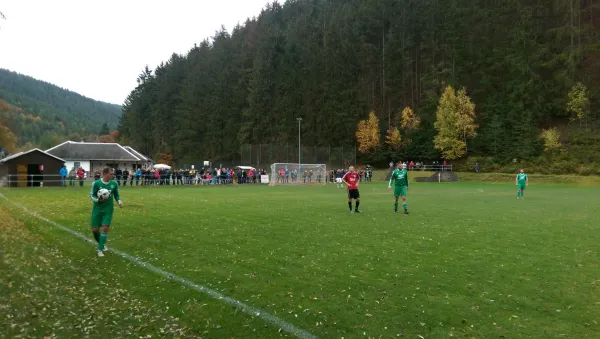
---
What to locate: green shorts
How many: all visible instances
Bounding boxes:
[518,184,526,191]
[393,185,407,197]
[91,208,113,227]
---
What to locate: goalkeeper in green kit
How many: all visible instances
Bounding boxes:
[90,167,122,257]
[516,168,528,199]
[388,162,409,214]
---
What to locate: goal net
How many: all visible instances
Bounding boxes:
[269,163,328,186]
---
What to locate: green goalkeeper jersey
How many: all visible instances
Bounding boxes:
[90,179,120,209]
[389,169,409,187]
[516,173,528,185]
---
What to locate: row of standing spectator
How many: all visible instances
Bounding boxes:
[109,167,269,186]
[390,160,450,171]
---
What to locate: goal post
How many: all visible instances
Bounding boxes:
[269,163,328,186]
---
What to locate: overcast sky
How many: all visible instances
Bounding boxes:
[0,0,272,105]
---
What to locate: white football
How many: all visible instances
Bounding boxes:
[97,188,110,200]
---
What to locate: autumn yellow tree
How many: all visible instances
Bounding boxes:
[355,111,381,154]
[396,106,420,148]
[433,85,478,159]
[400,106,420,130]
[0,124,17,153]
[456,88,477,148]
[385,127,401,151]
[0,99,10,112]
[540,128,562,152]
[0,100,17,153]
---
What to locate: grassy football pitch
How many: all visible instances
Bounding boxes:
[1,180,599,338]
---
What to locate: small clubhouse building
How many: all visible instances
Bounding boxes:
[45,141,152,173]
[0,148,66,187]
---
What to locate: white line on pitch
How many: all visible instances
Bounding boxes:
[0,193,317,339]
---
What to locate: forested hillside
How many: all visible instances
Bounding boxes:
[119,0,600,171]
[0,69,121,147]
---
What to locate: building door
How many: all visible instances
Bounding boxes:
[27,164,43,187]
[17,164,27,187]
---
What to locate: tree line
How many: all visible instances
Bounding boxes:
[119,0,599,170]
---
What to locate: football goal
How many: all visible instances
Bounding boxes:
[269,163,327,186]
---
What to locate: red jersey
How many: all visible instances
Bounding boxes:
[342,172,360,190]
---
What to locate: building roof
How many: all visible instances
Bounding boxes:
[123,146,149,161]
[0,148,65,163]
[45,141,151,162]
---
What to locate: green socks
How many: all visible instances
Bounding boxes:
[98,233,108,251]
[394,202,407,212]
[93,231,100,243]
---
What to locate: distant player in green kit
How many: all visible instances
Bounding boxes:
[388,162,409,214]
[90,167,122,257]
[516,168,528,199]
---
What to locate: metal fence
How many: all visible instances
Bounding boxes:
[2,172,276,187]
[2,174,92,187]
[1,165,454,188]
[392,165,454,172]
[2,174,245,188]
[239,144,357,169]
[182,145,358,170]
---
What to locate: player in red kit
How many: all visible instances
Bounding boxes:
[342,166,361,213]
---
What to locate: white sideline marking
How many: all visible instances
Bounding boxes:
[0,193,317,339]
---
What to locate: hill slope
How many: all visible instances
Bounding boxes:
[0,68,121,145]
[119,0,599,167]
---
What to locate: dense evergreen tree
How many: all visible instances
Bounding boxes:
[120,0,600,168]
[99,122,110,136]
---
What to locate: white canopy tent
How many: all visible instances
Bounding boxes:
[235,166,256,170]
[153,164,171,170]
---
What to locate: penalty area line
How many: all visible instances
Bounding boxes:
[0,193,317,339]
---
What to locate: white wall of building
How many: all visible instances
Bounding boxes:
[64,161,148,174]
[90,161,143,172]
[64,160,91,173]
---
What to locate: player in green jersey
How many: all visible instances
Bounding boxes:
[388,162,409,214]
[90,167,122,257]
[515,168,528,199]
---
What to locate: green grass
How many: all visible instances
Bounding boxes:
[372,169,600,186]
[457,172,600,185]
[1,181,600,338]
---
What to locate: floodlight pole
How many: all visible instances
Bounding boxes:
[297,117,302,166]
